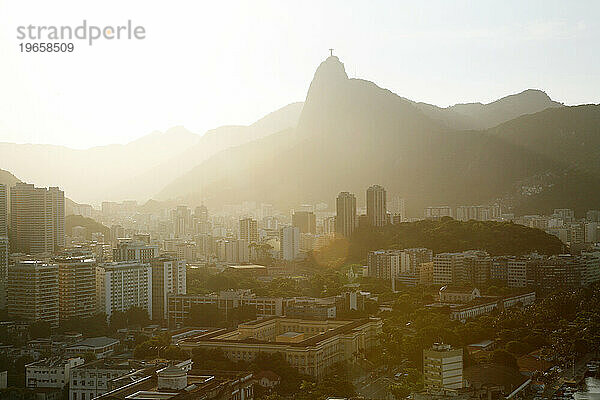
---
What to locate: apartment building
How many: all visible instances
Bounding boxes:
[151,256,186,322]
[0,184,7,237]
[280,226,300,260]
[433,253,464,285]
[335,192,356,238]
[95,261,152,319]
[239,218,259,243]
[112,240,158,264]
[366,185,387,227]
[423,343,463,390]
[8,261,59,327]
[56,257,97,321]
[367,250,401,281]
[10,182,65,254]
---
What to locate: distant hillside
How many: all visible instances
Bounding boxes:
[411,89,562,130]
[157,56,599,215]
[0,126,200,203]
[343,218,564,263]
[120,102,304,202]
[65,215,110,240]
[0,169,20,188]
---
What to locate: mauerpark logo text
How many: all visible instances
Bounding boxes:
[16,20,146,45]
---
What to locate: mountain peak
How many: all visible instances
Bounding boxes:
[307,56,348,94]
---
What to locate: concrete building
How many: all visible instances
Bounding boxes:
[367,250,401,282]
[391,196,406,223]
[239,218,259,244]
[366,185,387,227]
[0,237,8,309]
[215,239,250,263]
[65,337,120,359]
[178,317,382,380]
[279,226,300,260]
[26,357,84,389]
[172,206,192,238]
[112,239,158,264]
[335,192,356,238]
[95,366,254,400]
[433,253,465,285]
[56,257,97,321]
[8,261,59,327]
[292,211,316,234]
[0,183,7,237]
[96,261,152,319]
[396,248,434,286]
[462,251,492,286]
[507,259,529,288]
[151,256,186,322]
[69,359,145,400]
[10,183,65,254]
[449,292,536,323]
[167,290,291,328]
[424,206,452,219]
[423,343,463,390]
[439,286,481,303]
[285,297,337,320]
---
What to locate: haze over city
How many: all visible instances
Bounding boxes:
[1,0,599,148]
[0,2,599,400]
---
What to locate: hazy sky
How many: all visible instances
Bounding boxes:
[0,0,599,149]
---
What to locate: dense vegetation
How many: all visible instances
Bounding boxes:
[370,282,600,395]
[190,349,355,400]
[343,217,564,262]
[65,214,110,240]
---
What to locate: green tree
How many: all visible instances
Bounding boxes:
[29,321,51,339]
[490,349,518,369]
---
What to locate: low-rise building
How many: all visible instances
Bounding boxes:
[439,286,481,303]
[449,292,536,323]
[95,366,254,400]
[69,358,145,400]
[65,337,119,359]
[167,290,291,328]
[423,343,463,390]
[285,297,336,320]
[26,357,84,389]
[178,317,382,380]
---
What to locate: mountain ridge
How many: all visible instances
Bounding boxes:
[156,56,599,216]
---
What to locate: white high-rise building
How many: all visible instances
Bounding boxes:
[151,256,186,321]
[280,226,300,260]
[96,261,152,319]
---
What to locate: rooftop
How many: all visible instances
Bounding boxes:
[96,369,252,400]
[67,336,119,348]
